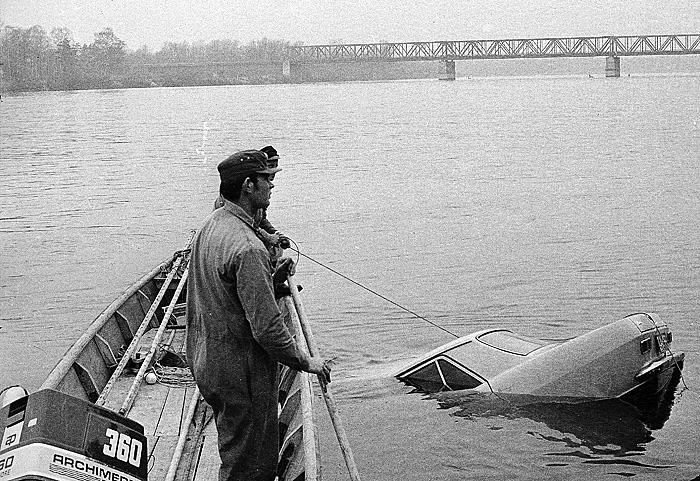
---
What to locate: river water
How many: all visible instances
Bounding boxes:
[1,75,699,480]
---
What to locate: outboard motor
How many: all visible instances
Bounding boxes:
[0,388,147,481]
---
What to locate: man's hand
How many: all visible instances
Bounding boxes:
[273,257,296,285]
[267,233,281,245]
[304,356,332,384]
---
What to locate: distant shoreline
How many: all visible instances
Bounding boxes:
[3,66,699,95]
[3,24,699,93]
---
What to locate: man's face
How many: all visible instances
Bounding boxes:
[251,174,274,209]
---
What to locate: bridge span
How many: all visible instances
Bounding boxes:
[285,34,700,79]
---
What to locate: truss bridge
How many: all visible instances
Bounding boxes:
[285,34,700,79]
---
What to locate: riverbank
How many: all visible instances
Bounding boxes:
[3,55,698,94]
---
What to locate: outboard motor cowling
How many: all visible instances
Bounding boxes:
[0,388,147,481]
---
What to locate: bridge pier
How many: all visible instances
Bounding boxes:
[605,56,621,77]
[439,60,456,81]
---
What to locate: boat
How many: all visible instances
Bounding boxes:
[395,313,685,402]
[0,234,321,481]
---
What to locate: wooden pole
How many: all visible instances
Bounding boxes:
[284,296,320,480]
[96,252,183,405]
[119,266,189,416]
[287,275,362,481]
[96,231,195,405]
[164,386,201,481]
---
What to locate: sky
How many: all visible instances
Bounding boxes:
[1,0,699,51]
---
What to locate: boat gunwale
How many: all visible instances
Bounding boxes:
[41,258,170,391]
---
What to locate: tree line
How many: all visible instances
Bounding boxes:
[0,25,298,92]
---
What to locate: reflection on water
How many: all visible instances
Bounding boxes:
[432,370,684,469]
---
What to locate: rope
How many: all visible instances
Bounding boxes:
[162,247,192,276]
[147,339,197,387]
[283,241,689,398]
[286,239,459,339]
[153,362,197,387]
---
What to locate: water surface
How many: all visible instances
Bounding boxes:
[1,75,699,479]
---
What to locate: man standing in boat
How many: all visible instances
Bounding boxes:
[213,145,288,263]
[186,149,331,481]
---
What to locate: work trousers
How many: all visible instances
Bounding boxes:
[196,337,280,481]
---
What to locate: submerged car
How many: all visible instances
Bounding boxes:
[395,313,684,401]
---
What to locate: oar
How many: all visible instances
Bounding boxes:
[287,275,361,481]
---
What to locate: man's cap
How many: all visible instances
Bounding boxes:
[261,145,280,162]
[218,150,282,181]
